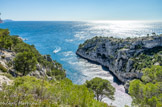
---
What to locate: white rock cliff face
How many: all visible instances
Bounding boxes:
[0,75,12,90]
[76,35,162,84]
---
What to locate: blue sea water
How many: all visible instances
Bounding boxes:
[0,21,162,107]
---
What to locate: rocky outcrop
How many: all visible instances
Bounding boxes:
[0,75,12,90]
[76,35,162,84]
[0,49,65,79]
[0,49,15,70]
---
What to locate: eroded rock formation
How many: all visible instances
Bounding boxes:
[76,35,162,84]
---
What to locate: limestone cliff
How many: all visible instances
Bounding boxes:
[76,34,162,84]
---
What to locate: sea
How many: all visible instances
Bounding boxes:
[0,21,162,107]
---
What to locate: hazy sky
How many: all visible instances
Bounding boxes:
[0,0,162,21]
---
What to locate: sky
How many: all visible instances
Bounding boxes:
[0,0,162,21]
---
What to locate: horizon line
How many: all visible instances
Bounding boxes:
[3,19,162,22]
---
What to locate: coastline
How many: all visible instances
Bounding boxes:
[76,52,123,85]
[76,35,162,87]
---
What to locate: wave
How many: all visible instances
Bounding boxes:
[62,51,74,57]
[23,38,28,41]
[53,47,61,53]
[65,39,74,42]
[18,37,28,41]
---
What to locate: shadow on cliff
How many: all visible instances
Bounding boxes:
[77,56,122,85]
[101,66,122,85]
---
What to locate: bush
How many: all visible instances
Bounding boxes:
[46,69,65,80]
[0,63,7,72]
[14,51,37,75]
[1,73,14,80]
[133,49,162,71]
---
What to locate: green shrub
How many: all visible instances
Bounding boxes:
[133,48,162,71]
[0,63,7,72]
[1,55,5,59]
[1,73,14,80]
[79,44,83,48]
[14,51,37,76]
[46,69,65,80]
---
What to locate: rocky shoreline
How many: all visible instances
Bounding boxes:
[76,34,162,87]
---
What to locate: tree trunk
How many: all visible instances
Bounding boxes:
[96,94,99,101]
[23,67,26,76]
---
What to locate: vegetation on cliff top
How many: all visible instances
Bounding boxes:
[79,34,162,48]
[133,47,162,71]
[78,34,162,50]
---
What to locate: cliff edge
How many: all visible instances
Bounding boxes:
[76,34,162,84]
